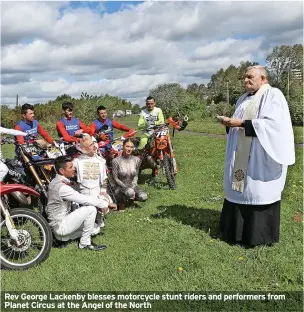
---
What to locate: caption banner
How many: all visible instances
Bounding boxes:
[1,291,302,311]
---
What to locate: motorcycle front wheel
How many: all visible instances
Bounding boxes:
[163,155,177,190]
[0,208,52,270]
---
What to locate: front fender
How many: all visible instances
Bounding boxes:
[0,184,40,197]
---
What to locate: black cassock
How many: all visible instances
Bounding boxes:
[220,121,279,247]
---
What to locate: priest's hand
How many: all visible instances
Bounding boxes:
[222,117,243,128]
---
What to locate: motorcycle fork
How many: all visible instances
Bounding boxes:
[0,198,20,243]
[168,138,175,158]
[20,149,48,197]
[37,166,51,184]
[167,138,177,173]
[138,149,148,168]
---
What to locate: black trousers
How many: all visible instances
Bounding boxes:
[219,199,280,247]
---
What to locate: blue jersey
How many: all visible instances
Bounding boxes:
[15,120,39,158]
[15,120,38,139]
[58,117,80,137]
[93,118,114,142]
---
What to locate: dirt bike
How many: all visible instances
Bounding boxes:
[135,116,188,190]
[3,138,66,217]
[135,123,177,189]
[0,183,52,270]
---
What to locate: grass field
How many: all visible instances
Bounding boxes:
[1,118,303,311]
[108,115,303,143]
[186,118,303,144]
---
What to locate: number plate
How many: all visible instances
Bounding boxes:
[155,129,169,138]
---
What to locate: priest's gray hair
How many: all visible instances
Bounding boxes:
[246,65,269,81]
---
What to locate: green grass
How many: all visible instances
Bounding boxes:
[2,135,303,286]
[119,115,303,143]
[293,126,303,144]
[186,118,227,135]
[186,118,303,143]
[1,120,302,311]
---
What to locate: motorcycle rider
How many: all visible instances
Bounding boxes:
[137,96,164,150]
[14,104,55,153]
[56,102,90,143]
[46,155,116,251]
[73,135,116,230]
[0,125,27,182]
[89,105,135,149]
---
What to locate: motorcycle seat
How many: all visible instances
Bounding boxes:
[32,159,55,165]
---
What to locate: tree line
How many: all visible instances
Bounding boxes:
[151,45,303,125]
[1,44,302,127]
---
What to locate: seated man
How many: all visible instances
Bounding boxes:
[14,103,55,155]
[137,96,164,150]
[73,135,115,229]
[56,102,90,143]
[89,105,135,158]
[89,105,134,139]
[46,155,116,250]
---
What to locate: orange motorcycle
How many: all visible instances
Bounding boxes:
[136,116,188,189]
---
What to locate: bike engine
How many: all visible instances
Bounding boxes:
[146,155,157,169]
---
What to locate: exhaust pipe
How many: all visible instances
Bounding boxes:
[10,191,31,206]
[146,155,157,168]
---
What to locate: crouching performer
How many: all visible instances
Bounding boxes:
[46,155,115,251]
[73,135,116,229]
[112,139,148,212]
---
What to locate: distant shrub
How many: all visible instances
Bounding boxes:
[289,100,303,126]
[206,102,235,118]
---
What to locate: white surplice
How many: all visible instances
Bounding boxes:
[224,87,295,205]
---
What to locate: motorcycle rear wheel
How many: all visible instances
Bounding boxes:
[0,208,52,270]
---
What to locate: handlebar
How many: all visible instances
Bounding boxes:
[143,124,169,132]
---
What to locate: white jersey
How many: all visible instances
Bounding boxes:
[140,107,163,127]
[73,153,107,190]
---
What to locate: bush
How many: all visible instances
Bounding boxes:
[289,100,303,126]
[206,102,235,118]
[149,83,206,121]
[206,103,217,118]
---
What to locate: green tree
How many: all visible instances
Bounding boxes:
[207,61,259,105]
[149,83,206,120]
[266,44,303,90]
[186,83,210,101]
[132,104,141,114]
[288,84,303,125]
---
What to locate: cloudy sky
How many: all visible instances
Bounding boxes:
[1,0,303,107]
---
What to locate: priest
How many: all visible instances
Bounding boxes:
[219,65,295,247]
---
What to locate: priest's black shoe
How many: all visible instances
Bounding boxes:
[79,243,107,251]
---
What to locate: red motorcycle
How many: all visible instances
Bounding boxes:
[0,183,52,270]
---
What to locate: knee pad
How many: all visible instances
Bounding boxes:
[138,193,148,201]
[126,188,135,198]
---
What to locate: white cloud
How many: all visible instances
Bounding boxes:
[192,37,263,60]
[1,1,303,106]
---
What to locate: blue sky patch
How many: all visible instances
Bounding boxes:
[69,1,144,14]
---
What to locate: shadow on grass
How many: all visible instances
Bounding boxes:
[138,172,168,189]
[152,204,221,236]
[138,172,152,185]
